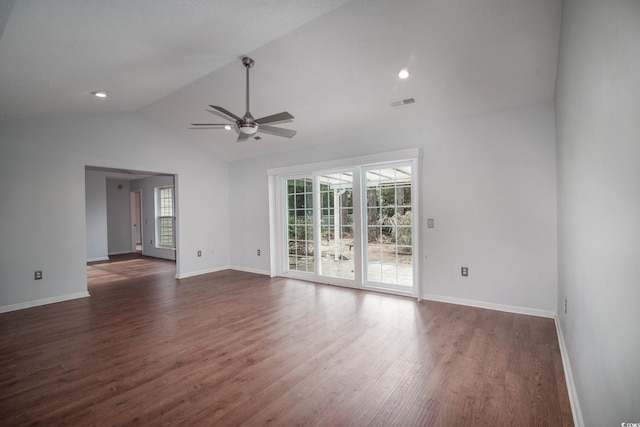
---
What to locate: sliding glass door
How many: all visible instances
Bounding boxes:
[277,156,418,298]
[363,164,413,291]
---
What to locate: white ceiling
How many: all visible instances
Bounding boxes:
[0,0,561,162]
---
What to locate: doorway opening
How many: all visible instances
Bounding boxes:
[130,190,142,254]
[84,166,178,286]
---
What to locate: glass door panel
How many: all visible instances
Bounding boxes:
[364,165,413,289]
[286,178,315,273]
[318,172,355,280]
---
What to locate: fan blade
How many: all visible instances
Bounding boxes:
[255,111,294,125]
[258,124,297,138]
[237,132,250,142]
[210,105,241,121]
[206,109,235,122]
[190,123,230,126]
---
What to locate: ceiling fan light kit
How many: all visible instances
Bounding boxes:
[396,66,411,79]
[240,123,258,135]
[191,57,296,142]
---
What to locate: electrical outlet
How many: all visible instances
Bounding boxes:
[564,298,567,314]
[197,250,202,257]
[461,266,468,277]
[257,249,261,256]
[427,218,434,228]
[34,270,43,280]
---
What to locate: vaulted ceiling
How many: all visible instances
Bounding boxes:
[0,0,561,161]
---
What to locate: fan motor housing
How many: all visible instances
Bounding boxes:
[238,121,258,134]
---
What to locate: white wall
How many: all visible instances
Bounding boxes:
[555,0,640,425]
[0,112,230,310]
[85,170,109,262]
[106,179,132,255]
[229,102,558,314]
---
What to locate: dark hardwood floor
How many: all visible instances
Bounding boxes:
[0,257,573,426]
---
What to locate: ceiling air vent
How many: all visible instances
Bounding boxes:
[390,97,416,107]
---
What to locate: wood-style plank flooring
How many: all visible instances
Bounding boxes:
[0,256,573,426]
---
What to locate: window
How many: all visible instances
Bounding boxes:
[156,186,175,248]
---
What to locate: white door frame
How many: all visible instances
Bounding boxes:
[130,190,142,253]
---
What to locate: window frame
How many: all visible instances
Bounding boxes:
[155,185,175,249]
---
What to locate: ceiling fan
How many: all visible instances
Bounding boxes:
[191,57,296,142]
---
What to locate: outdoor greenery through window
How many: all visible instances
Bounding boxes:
[156,186,175,248]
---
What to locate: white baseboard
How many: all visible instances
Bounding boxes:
[229,266,270,276]
[176,266,270,279]
[422,293,556,318]
[0,291,90,314]
[554,317,584,427]
[175,265,230,279]
[108,250,133,256]
[87,256,109,262]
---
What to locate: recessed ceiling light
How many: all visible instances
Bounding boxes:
[91,91,108,98]
[396,67,411,79]
[224,125,232,130]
